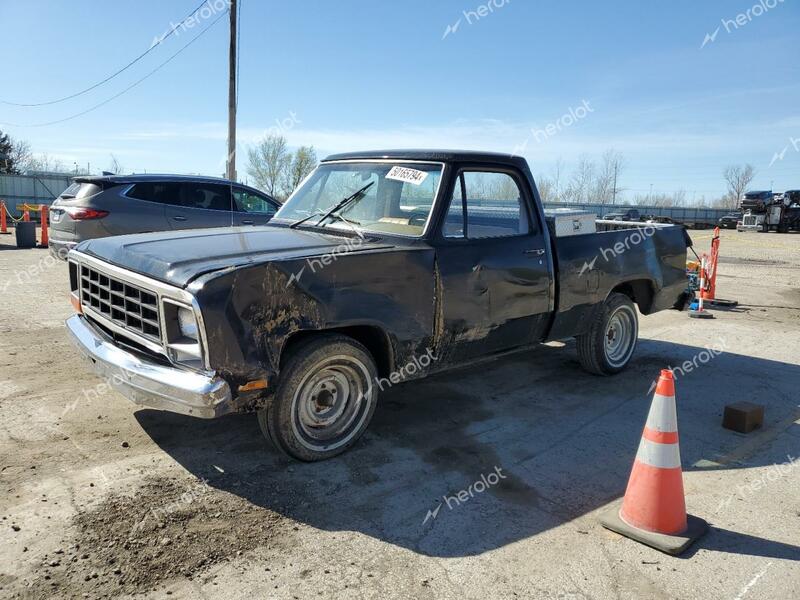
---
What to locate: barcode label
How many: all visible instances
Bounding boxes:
[386,166,428,186]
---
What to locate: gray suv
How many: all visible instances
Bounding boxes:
[49,174,280,258]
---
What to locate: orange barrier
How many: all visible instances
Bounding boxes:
[689,256,714,319]
[40,204,49,247]
[701,226,737,308]
[23,209,30,222]
[0,201,8,234]
[600,370,707,554]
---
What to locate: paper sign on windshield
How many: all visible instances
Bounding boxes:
[385,166,428,186]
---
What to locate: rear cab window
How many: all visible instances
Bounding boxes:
[442,170,532,239]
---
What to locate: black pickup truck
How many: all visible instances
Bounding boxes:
[65,150,692,460]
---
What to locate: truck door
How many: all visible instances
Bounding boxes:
[432,167,552,361]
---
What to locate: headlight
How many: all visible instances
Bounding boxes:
[177,306,198,341]
[163,300,204,369]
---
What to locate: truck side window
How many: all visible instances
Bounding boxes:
[443,171,530,239]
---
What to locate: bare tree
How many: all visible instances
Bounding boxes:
[536,174,555,203]
[9,139,34,173]
[0,131,36,173]
[563,155,596,203]
[283,146,317,197]
[634,190,687,207]
[107,154,125,174]
[247,135,291,198]
[551,157,564,202]
[26,153,67,173]
[595,149,625,205]
[722,164,756,210]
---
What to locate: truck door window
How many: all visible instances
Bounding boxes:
[443,171,530,239]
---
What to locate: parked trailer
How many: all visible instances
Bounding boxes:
[542,202,729,229]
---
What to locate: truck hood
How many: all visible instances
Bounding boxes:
[75,225,394,287]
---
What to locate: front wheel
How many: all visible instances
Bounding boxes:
[576,293,639,375]
[258,334,379,461]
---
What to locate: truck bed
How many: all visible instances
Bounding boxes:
[545,220,692,340]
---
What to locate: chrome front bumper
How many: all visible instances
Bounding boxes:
[66,314,233,419]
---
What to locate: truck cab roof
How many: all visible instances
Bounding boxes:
[322,149,529,169]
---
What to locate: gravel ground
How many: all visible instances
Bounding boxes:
[1,228,798,599]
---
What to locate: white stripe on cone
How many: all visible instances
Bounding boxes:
[635,438,682,469]
[645,393,678,432]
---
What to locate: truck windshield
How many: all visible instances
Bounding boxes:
[273,161,444,236]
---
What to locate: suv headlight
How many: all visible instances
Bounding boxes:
[163,300,204,369]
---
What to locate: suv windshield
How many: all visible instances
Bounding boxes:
[273,161,443,236]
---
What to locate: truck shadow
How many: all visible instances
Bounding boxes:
[135,339,800,560]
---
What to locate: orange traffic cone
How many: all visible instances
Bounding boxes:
[600,370,707,554]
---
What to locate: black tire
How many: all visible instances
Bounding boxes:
[257,334,379,461]
[576,292,639,376]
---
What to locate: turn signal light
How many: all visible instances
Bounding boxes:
[70,292,83,314]
[64,207,109,220]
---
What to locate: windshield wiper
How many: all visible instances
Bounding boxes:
[289,209,325,229]
[288,181,373,230]
[314,181,374,227]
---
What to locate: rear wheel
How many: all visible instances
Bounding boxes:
[576,293,639,375]
[258,334,378,461]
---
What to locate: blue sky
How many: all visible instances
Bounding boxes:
[1,0,798,201]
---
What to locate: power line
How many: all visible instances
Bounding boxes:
[1,10,227,128]
[0,0,213,107]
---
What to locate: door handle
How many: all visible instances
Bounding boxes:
[172,215,187,222]
[524,248,546,256]
[241,219,254,225]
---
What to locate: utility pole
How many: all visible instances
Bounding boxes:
[611,162,618,205]
[226,0,237,181]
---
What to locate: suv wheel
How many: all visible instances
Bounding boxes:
[258,334,378,461]
[576,293,639,375]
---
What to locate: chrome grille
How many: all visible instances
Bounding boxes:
[79,264,161,342]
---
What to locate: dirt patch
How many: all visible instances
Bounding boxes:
[24,476,291,598]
